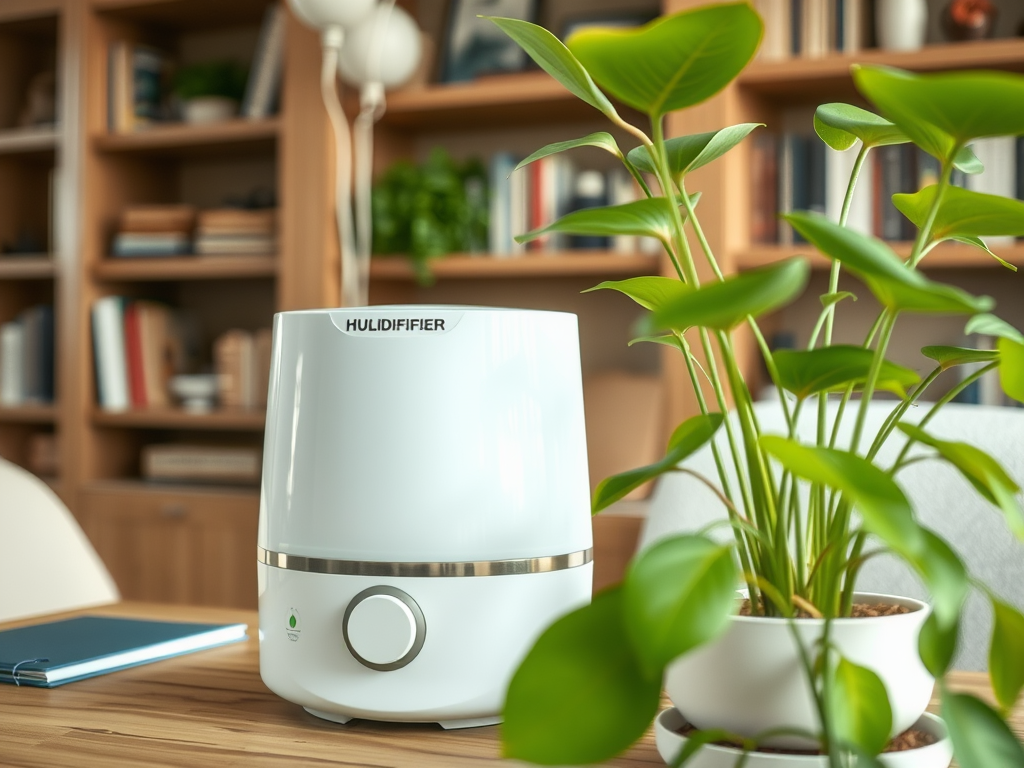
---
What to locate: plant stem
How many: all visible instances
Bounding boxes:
[866,366,942,461]
[908,160,954,269]
[849,312,897,455]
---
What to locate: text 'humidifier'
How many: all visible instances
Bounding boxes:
[257,306,593,728]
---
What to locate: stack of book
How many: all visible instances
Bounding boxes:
[752,134,1024,245]
[0,305,54,407]
[213,328,273,410]
[112,205,195,258]
[91,297,185,411]
[194,209,276,256]
[142,444,263,485]
[754,0,872,60]
[488,154,643,256]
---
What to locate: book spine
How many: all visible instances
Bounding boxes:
[0,321,24,406]
[243,5,286,119]
[751,131,778,244]
[778,133,794,245]
[36,305,55,403]
[124,302,146,409]
[92,297,129,411]
[791,135,810,243]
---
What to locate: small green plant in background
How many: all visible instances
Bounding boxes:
[172,60,248,102]
[483,2,1024,767]
[371,147,488,285]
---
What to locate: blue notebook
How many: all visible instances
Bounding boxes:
[0,616,248,687]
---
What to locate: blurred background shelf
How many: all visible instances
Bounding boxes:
[0,126,58,155]
[0,257,55,279]
[93,255,278,281]
[93,117,279,155]
[736,242,1024,271]
[370,252,661,281]
[92,408,266,431]
[0,404,57,424]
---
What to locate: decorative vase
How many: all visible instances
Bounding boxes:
[876,0,928,51]
[655,709,954,768]
[665,593,933,750]
[181,96,237,124]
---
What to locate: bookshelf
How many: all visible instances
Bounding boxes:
[1,0,1019,609]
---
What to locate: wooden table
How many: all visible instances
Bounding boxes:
[0,603,1018,767]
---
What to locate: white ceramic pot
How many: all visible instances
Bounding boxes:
[876,0,928,51]
[655,708,953,768]
[665,593,932,750]
[182,96,237,124]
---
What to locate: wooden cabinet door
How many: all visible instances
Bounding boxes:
[80,485,258,609]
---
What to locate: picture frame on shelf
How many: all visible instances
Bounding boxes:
[440,0,538,83]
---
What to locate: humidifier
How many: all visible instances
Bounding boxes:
[257,306,593,728]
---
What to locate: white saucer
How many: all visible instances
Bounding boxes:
[654,708,952,768]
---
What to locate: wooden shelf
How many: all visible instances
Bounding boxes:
[381,72,600,130]
[740,39,1024,100]
[93,118,279,156]
[0,127,58,156]
[0,404,57,424]
[736,241,1024,271]
[371,252,660,281]
[93,255,277,281]
[83,478,261,499]
[92,408,266,431]
[0,256,55,279]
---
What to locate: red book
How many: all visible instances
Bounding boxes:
[528,160,546,252]
[123,302,146,409]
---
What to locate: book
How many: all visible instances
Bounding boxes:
[751,131,778,244]
[966,137,1017,246]
[136,301,177,408]
[142,445,262,484]
[19,305,54,404]
[0,616,247,687]
[92,296,129,411]
[121,205,196,234]
[242,4,285,119]
[0,321,24,406]
[755,0,792,60]
[124,302,146,408]
[488,152,517,256]
[196,208,276,235]
[112,232,191,257]
[194,234,275,255]
[132,46,165,126]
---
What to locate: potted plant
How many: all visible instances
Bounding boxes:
[484,3,1024,767]
[173,61,247,124]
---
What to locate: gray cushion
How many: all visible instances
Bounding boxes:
[639,400,1024,671]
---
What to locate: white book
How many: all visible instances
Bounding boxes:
[242,4,285,119]
[0,322,24,406]
[967,137,1017,246]
[92,296,130,411]
[825,141,873,236]
[509,166,527,256]
[755,0,791,60]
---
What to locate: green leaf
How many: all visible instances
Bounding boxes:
[651,258,810,332]
[990,598,1024,715]
[916,529,970,631]
[893,185,1024,243]
[898,424,1024,543]
[813,103,908,151]
[516,197,695,246]
[949,235,1017,272]
[501,587,662,765]
[592,413,724,513]
[627,334,684,352]
[966,314,1024,345]
[567,3,762,118]
[821,291,857,308]
[999,337,1024,404]
[921,345,1000,371]
[516,132,621,171]
[773,345,920,400]
[622,534,736,675]
[785,211,994,315]
[919,612,959,677]
[584,276,688,312]
[759,437,925,558]
[942,690,1024,768]
[853,65,1024,165]
[830,657,893,756]
[485,17,617,119]
[626,123,763,177]
[953,145,985,175]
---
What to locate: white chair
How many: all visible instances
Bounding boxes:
[0,458,119,622]
[639,401,1024,671]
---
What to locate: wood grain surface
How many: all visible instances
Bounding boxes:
[0,603,1018,767]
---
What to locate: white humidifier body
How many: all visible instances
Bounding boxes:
[257,306,593,729]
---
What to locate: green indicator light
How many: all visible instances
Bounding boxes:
[289,615,297,628]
